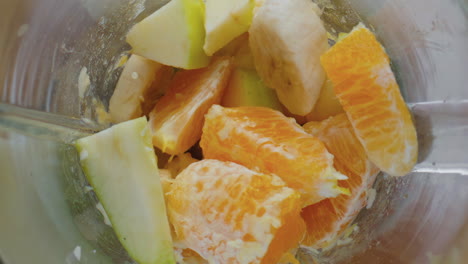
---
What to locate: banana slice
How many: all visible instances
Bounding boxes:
[109,54,173,123]
[249,0,328,115]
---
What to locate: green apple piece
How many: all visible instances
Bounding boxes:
[126,0,209,69]
[109,54,173,123]
[221,68,282,110]
[75,117,175,264]
[204,0,255,56]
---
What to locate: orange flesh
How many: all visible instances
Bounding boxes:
[261,207,305,264]
[200,105,348,207]
[149,57,233,155]
[320,26,417,176]
[301,114,380,248]
[166,159,304,264]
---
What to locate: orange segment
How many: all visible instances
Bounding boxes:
[159,170,208,264]
[200,105,348,207]
[149,57,233,155]
[301,114,380,248]
[166,159,304,264]
[320,25,418,176]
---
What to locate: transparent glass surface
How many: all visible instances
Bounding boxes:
[0,0,467,263]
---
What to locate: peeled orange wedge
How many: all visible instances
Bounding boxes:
[166,159,304,264]
[301,114,380,248]
[321,25,418,176]
[200,105,348,207]
[149,57,233,155]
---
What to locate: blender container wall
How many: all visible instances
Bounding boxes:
[0,0,467,263]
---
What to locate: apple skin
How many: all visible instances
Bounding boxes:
[126,0,210,69]
[75,117,176,264]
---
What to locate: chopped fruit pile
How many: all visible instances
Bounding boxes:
[76,0,418,263]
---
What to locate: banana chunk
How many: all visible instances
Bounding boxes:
[249,0,328,115]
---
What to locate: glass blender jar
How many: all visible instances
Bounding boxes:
[1,0,467,263]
